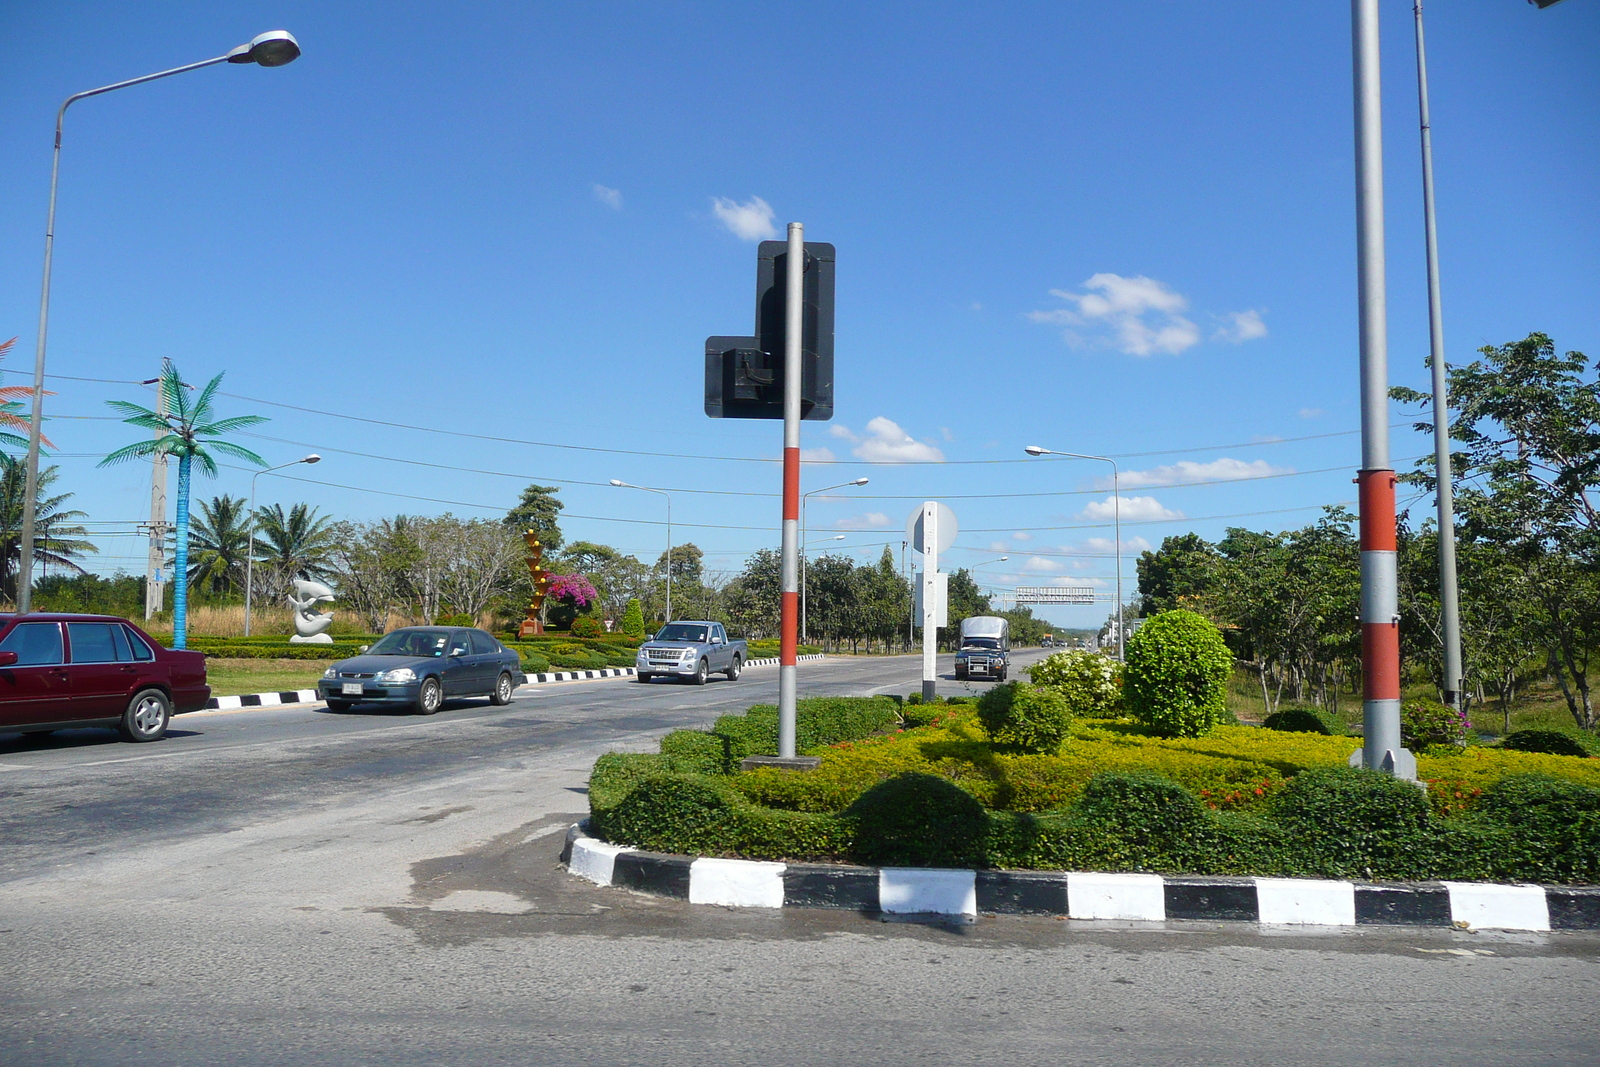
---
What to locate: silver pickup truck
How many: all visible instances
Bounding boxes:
[635,621,747,684]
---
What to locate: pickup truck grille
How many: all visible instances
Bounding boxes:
[967,657,991,674]
[645,649,686,664]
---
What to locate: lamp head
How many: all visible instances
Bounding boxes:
[228,30,301,67]
[999,556,1009,562]
[852,477,869,486]
[302,454,321,465]
[609,479,625,487]
[1024,445,1047,457]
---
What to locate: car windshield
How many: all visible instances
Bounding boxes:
[655,624,708,643]
[366,629,452,657]
[963,638,1001,650]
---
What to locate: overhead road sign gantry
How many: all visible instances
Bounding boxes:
[1015,586,1095,605]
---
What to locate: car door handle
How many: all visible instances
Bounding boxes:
[119,665,138,673]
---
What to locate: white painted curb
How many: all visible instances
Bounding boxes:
[879,868,977,917]
[1445,882,1550,931]
[569,837,635,887]
[689,857,788,908]
[1068,872,1166,921]
[1255,878,1357,926]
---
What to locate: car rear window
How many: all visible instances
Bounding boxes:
[469,630,496,655]
[68,622,131,663]
[0,622,64,666]
[120,626,154,661]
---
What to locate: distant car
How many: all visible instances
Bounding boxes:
[635,621,747,684]
[317,626,527,714]
[0,613,209,743]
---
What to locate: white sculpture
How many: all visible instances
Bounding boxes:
[288,576,336,644]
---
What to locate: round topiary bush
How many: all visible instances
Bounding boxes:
[1262,708,1330,735]
[976,682,1073,753]
[1400,698,1470,750]
[620,598,646,638]
[1025,649,1121,717]
[1271,767,1433,879]
[846,772,988,868]
[570,615,604,638]
[1501,730,1589,758]
[1122,610,1233,738]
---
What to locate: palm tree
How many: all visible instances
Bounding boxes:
[252,502,337,602]
[0,336,52,454]
[99,363,267,648]
[188,494,252,596]
[0,455,95,602]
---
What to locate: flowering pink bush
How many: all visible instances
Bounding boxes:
[548,574,597,607]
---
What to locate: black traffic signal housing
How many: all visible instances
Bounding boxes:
[704,240,834,420]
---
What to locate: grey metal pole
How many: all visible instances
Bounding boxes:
[18,37,298,612]
[1413,0,1464,710]
[664,493,672,623]
[778,222,804,758]
[1112,460,1124,662]
[801,493,808,644]
[1352,0,1410,779]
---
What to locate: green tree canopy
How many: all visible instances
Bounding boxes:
[504,484,564,551]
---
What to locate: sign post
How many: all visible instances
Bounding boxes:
[778,222,804,759]
[908,502,957,702]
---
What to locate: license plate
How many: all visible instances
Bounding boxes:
[341,682,363,696]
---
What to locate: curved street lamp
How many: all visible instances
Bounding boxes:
[800,478,868,641]
[18,31,302,612]
[611,480,673,622]
[243,453,320,636]
[1025,445,1123,661]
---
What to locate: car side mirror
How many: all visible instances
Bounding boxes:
[0,651,16,667]
[359,645,369,653]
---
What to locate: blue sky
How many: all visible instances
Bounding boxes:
[1,1,1595,628]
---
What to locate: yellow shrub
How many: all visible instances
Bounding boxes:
[1418,746,1600,816]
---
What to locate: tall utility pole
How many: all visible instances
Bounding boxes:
[777,222,804,760]
[1412,0,1464,710]
[1351,0,1414,780]
[141,366,172,619]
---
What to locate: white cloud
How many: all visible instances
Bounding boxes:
[1025,556,1065,573]
[799,447,836,462]
[711,195,778,241]
[1013,531,1033,542]
[1213,309,1268,343]
[835,512,891,530]
[1080,495,1185,522]
[988,541,1010,553]
[592,184,623,210]
[941,427,955,442]
[1109,457,1294,489]
[1029,273,1200,356]
[830,416,945,463]
[1298,407,1323,420]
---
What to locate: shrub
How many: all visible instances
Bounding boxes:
[1262,708,1330,735]
[434,613,473,627]
[1502,730,1589,758]
[1122,610,1234,738]
[599,773,742,855]
[976,682,1072,753]
[1026,650,1121,716]
[660,729,730,775]
[712,696,900,759]
[521,652,551,674]
[570,615,604,638]
[1076,772,1208,855]
[1271,767,1434,879]
[846,773,988,868]
[1401,698,1470,750]
[620,599,646,638]
[1470,774,1600,883]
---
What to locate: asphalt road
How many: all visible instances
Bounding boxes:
[1,648,1596,1066]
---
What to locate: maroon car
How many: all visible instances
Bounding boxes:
[0,613,209,743]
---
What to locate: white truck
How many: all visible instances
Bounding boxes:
[954,616,1011,682]
[635,621,747,685]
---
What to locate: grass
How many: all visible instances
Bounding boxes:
[204,657,335,697]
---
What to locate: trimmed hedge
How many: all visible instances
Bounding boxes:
[1262,708,1331,735]
[188,642,365,660]
[976,682,1072,753]
[587,702,1600,880]
[1502,730,1589,758]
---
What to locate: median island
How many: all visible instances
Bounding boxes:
[587,612,1600,884]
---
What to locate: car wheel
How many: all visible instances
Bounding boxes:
[636,672,652,683]
[691,658,709,685]
[416,677,443,715]
[490,672,514,706]
[725,655,742,681]
[325,699,353,712]
[118,688,171,743]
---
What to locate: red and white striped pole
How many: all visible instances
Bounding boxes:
[1351,0,1414,779]
[777,221,804,758]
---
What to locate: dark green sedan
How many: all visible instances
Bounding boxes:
[317,627,527,714]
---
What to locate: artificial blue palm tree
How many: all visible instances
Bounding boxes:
[99,362,267,648]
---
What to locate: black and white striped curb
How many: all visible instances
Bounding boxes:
[562,825,1600,931]
[198,653,827,709]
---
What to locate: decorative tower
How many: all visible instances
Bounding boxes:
[518,531,553,637]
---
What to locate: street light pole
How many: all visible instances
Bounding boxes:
[801,477,868,642]
[17,31,301,613]
[610,481,673,623]
[243,454,320,637]
[1412,0,1464,711]
[1025,446,1123,661]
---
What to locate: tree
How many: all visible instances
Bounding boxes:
[187,494,252,596]
[439,519,524,622]
[504,484,564,552]
[1136,532,1223,616]
[252,502,338,604]
[100,363,266,648]
[620,598,646,638]
[0,336,50,455]
[0,455,94,602]
[725,549,781,639]
[560,541,648,624]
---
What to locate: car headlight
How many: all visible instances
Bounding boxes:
[375,667,416,684]
[322,667,337,679]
